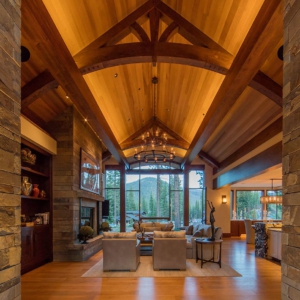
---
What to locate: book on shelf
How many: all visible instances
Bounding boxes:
[35,212,49,224]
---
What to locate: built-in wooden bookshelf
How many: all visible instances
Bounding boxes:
[21,139,53,274]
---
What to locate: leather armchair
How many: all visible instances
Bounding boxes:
[103,232,140,271]
[152,231,186,270]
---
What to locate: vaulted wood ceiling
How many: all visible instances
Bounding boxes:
[21,0,283,187]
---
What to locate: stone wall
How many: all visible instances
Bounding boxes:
[47,106,103,261]
[0,0,21,299]
[282,1,300,299]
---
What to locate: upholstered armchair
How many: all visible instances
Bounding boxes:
[102,232,140,271]
[152,230,187,271]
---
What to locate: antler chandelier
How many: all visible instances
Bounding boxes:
[134,130,176,163]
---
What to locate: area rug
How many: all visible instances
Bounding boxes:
[82,256,242,278]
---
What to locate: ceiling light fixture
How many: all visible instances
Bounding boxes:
[260,179,282,204]
[133,76,175,163]
[133,129,175,163]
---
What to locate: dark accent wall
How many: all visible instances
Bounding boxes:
[0,0,21,298]
[282,1,300,299]
[47,106,103,261]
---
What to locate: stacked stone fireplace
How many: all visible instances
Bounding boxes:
[47,106,104,261]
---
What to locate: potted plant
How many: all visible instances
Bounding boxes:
[78,225,94,244]
[99,221,111,233]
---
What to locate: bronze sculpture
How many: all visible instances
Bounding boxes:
[207,200,216,241]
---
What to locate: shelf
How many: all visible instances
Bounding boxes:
[21,166,49,177]
[21,195,49,201]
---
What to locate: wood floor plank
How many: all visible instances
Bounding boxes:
[21,237,281,300]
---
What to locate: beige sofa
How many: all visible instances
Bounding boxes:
[102,232,140,271]
[133,221,174,233]
[152,230,187,270]
[181,223,223,260]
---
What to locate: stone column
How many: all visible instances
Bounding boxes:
[282,1,300,299]
[0,0,21,299]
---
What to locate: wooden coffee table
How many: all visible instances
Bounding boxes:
[137,233,153,255]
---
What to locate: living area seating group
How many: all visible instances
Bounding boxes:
[102,221,223,271]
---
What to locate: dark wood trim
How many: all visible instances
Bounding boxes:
[250,71,282,107]
[155,118,189,144]
[125,169,183,175]
[181,0,282,167]
[130,22,150,42]
[102,150,112,163]
[120,166,126,232]
[149,8,160,43]
[198,151,220,169]
[75,0,155,54]
[120,138,189,151]
[21,70,58,109]
[213,142,282,189]
[156,0,231,56]
[159,21,178,42]
[22,0,128,168]
[77,42,232,76]
[216,117,282,173]
[120,117,154,145]
[222,233,231,238]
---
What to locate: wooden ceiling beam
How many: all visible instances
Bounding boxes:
[120,138,188,151]
[102,150,112,163]
[120,117,155,145]
[181,0,282,167]
[74,0,155,56]
[155,118,189,144]
[198,151,220,169]
[76,42,232,76]
[216,116,282,174]
[213,142,282,189]
[22,0,128,167]
[250,70,282,107]
[149,8,160,43]
[130,22,150,42]
[159,21,179,42]
[156,0,231,56]
[21,70,58,109]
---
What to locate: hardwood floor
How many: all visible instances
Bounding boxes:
[21,237,281,300]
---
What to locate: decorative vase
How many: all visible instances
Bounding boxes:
[21,176,32,196]
[32,184,40,197]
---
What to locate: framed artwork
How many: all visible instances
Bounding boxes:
[80,149,100,194]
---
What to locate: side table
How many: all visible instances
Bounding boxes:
[195,238,223,268]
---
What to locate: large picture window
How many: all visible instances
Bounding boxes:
[236,190,263,219]
[267,190,282,220]
[125,172,184,231]
[189,170,205,224]
[105,170,120,232]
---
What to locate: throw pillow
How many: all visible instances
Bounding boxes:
[192,228,204,237]
[103,232,136,239]
[154,230,186,238]
[185,225,193,235]
[144,227,162,232]
[162,222,174,231]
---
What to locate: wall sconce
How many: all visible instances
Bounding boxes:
[222,195,227,204]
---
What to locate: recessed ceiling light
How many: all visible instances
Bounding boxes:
[114,73,118,78]
[66,95,69,99]
[84,118,87,122]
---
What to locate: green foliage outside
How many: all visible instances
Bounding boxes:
[236,191,262,219]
